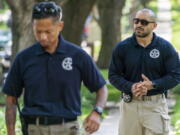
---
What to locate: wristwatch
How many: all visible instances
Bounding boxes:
[94,106,103,115]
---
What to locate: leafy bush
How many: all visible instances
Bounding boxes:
[173,84,180,95]
[171,0,180,50]
[107,84,121,102]
[171,96,180,134]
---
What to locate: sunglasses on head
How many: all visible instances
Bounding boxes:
[34,6,56,14]
[33,2,62,20]
[133,18,155,26]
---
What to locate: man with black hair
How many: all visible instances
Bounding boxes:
[109,8,180,135]
[3,1,108,135]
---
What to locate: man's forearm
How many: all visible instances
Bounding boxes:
[5,96,17,135]
[95,85,108,108]
[83,85,108,133]
[109,72,133,93]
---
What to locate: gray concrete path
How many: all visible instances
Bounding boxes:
[93,0,176,135]
[92,99,176,135]
[92,108,119,135]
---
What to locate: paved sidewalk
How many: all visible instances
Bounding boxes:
[92,104,119,135]
[92,99,176,135]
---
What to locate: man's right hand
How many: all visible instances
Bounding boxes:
[83,111,101,134]
[131,82,148,97]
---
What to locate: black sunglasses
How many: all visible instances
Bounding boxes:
[133,18,155,26]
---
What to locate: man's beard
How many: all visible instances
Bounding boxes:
[134,27,151,38]
[135,31,150,38]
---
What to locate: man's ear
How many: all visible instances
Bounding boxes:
[153,23,157,29]
[59,21,64,32]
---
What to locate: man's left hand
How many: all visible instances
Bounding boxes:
[138,74,154,90]
[83,111,101,134]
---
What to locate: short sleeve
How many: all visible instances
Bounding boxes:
[2,54,24,97]
[79,52,106,92]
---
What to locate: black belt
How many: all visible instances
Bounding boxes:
[123,93,164,103]
[24,116,77,125]
[133,94,164,101]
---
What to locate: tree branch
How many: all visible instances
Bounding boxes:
[6,0,21,11]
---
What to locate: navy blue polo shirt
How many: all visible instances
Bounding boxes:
[109,33,180,96]
[3,35,106,118]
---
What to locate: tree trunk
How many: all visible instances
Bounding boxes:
[6,0,36,61]
[0,0,4,9]
[62,0,97,46]
[97,0,126,69]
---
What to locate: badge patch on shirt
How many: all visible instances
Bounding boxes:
[62,57,73,71]
[150,49,160,58]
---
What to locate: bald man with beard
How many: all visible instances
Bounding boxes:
[109,8,180,135]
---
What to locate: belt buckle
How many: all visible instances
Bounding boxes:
[123,93,132,103]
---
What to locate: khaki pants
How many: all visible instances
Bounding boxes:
[119,94,170,135]
[28,121,80,135]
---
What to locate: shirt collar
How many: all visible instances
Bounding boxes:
[56,35,68,54]
[35,43,44,55]
[35,34,68,55]
[131,32,158,48]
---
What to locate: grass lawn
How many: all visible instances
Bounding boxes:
[171,95,180,134]
[172,84,180,134]
[100,69,121,102]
